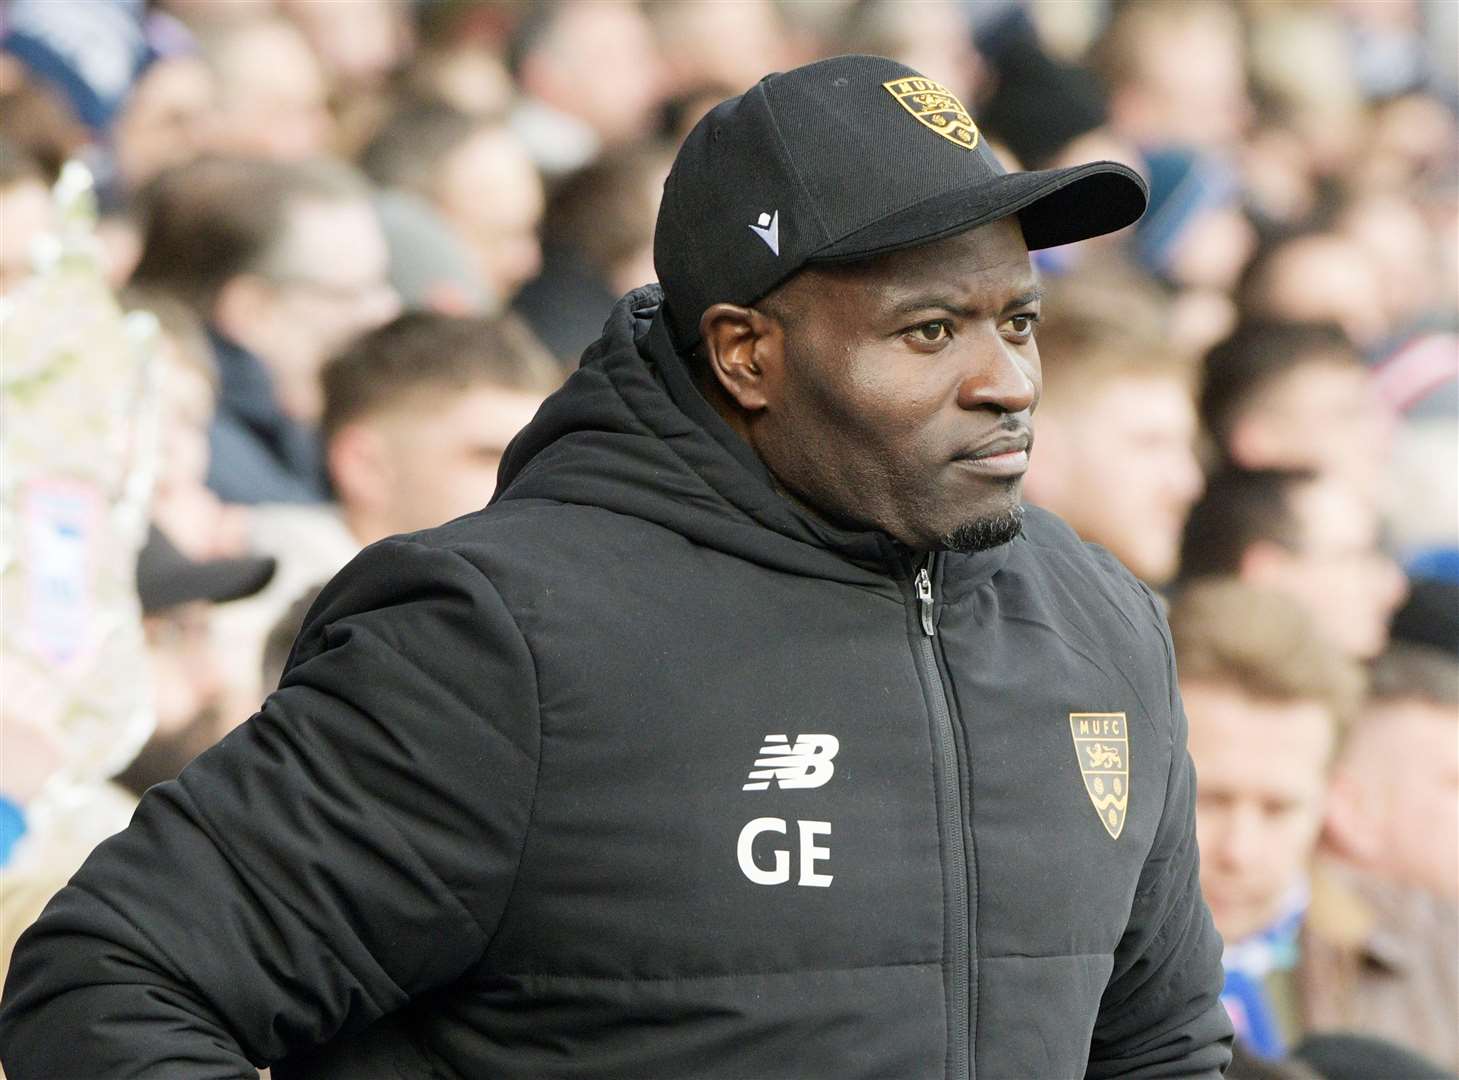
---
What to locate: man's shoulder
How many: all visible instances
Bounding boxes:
[354,500,681,601]
[1015,504,1157,606]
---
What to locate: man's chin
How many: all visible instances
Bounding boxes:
[940,503,1025,553]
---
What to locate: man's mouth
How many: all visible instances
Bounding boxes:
[954,432,1031,477]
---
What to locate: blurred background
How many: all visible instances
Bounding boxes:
[0,2,1455,1078]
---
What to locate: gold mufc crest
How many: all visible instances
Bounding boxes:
[882,77,980,150]
[1070,713,1129,839]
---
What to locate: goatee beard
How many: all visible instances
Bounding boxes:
[941,503,1025,553]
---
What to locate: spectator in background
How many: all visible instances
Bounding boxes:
[1317,642,1459,1071]
[109,46,215,198]
[276,0,411,157]
[650,0,798,99]
[1169,581,1365,1062]
[197,16,333,161]
[130,156,398,504]
[834,0,978,101]
[1201,322,1394,506]
[0,71,90,186]
[507,0,666,176]
[1094,0,1249,153]
[513,141,671,370]
[362,101,543,310]
[1022,320,1203,588]
[405,0,517,120]
[320,313,558,548]
[114,526,275,798]
[371,187,490,316]
[0,137,51,296]
[1238,230,1389,352]
[1180,469,1407,661]
[1130,147,1256,354]
[212,311,560,718]
[1337,192,1447,340]
[116,286,250,562]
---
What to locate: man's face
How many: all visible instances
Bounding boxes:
[748,218,1041,552]
[259,197,400,421]
[533,0,664,144]
[143,602,223,739]
[1027,374,1203,584]
[1248,476,1407,659]
[1184,680,1336,942]
[436,129,544,303]
[371,384,545,534]
[209,21,333,161]
[1339,699,1459,901]
[113,55,215,188]
[1229,358,1394,503]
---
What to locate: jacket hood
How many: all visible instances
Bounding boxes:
[494,286,1010,586]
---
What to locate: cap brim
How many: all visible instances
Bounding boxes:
[810,160,1148,262]
[137,526,278,614]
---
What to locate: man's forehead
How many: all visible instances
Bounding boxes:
[816,219,1038,304]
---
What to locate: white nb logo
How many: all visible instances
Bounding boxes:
[743,733,839,790]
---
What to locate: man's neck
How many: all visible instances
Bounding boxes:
[342,504,393,548]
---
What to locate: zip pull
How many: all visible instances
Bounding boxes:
[915,566,935,637]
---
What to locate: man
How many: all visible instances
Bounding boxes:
[1180,468,1407,659]
[1171,581,1458,1074]
[362,102,545,308]
[131,157,399,504]
[1021,318,1204,587]
[1169,580,1364,1060]
[507,0,666,175]
[1238,230,1390,351]
[210,311,560,713]
[1095,0,1249,153]
[0,56,1230,1078]
[1200,321,1394,506]
[1316,640,1459,1070]
[199,16,334,162]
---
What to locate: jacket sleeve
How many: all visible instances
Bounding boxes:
[0,538,541,1079]
[1085,585,1233,1079]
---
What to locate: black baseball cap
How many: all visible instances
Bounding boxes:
[654,54,1149,349]
[136,525,276,615]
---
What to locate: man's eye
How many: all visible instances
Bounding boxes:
[1006,313,1038,337]
[911,321,951,344]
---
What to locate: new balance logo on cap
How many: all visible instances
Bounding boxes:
[749,210,780,256]
[743,733,838,790]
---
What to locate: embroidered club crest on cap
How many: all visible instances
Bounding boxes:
[1069,712,1129,839]
[882,77,979,150]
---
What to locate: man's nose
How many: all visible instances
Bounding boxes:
[955,331,1037,414]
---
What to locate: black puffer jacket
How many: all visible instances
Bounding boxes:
[0,289,1232,1079]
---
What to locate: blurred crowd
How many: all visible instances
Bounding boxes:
[0,1,1456,1078]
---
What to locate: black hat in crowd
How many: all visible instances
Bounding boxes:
[654,54,1149,349]
[136,525,276,615]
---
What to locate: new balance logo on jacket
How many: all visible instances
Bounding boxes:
[738,733,840,887]
[743,733,839,789]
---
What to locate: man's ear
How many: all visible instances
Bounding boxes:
[1322,760,1382,864]
[213,274,272,346]
[327,422,391,511]
[699,302,783,413]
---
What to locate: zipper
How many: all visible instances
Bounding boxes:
[915,565,936,637]
[905,553,972,1080]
